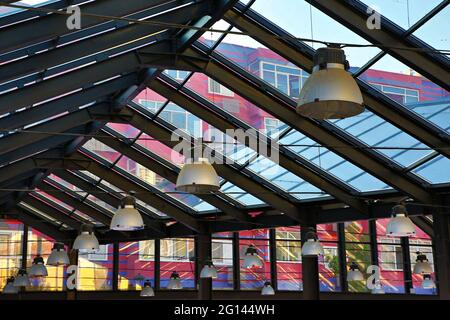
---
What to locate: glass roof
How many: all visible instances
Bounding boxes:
[0,0,448,229]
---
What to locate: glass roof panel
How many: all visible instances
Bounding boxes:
[246,155,328,200]
[133,89,167,115]
[412,5,450,50]
[220,182,265,206]
[330,110,434,167]
[198,20,231,48]
[135,131,185,166]
[280,129,389,192]
[412,155,450,184]
[358,54,450,135]
[82,138,121,163]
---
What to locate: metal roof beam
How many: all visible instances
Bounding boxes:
[121,103,305,222]
[178,42,435,204]
[0,0,172,55]
[95,128,253,222]
[0,1,209,84]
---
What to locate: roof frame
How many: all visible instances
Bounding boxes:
[175,42,435,204]
[224,4,450,159]
[306,0,450,91]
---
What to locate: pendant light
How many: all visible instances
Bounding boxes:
[386,204,416,237]
[422,274,436,289]
[167,271,183,290]
[261,281,275,295]
[13,269,30,287]
[140,280,155,297]
[371,282,385,294]
[110,192,144,231]
[347,262,364,281]
[176,157,220,194]
[29,256,48,277]
[243,244,263,269]
[2,277,19,294]
[413,252,433,274]
[200,260,218,279]
[46,242,70,266]
[73,224,99,252]
[301,228,324,257]
[296,46,364,119]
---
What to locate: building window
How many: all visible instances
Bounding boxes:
[260,62,309,99]
[138,99,165,113]
[370,83,419,104]
[208,78,234,96]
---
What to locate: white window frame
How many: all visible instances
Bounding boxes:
[138,240,155,261]
[276,230,301,264]
[260,61,308,98]
[378,237,403,271]
[159,238,194,263]
[369,83,420,104]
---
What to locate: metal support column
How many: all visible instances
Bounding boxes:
[433,201,450,300]
[401,237,413,294]
[301,224,319,300]
[112,242,119,291]
[269,228,278,291]
[369,220,379,266]
[20,224,28,270]
[154,238,161,291]
[232,232,241,291]
[197,233,212,300]
[337,223,348,292]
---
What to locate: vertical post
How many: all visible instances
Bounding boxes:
[269,228,278,291]
[301,224,320,300]
[401,237,413,294]
[154,238,161,291]
[21,224,29,270]
[197,233,212,300]
[66,246,78,300]
[433,204,450,300]
[232,232,240,291]
[112,242,119,291]
[337,223,348,292]
[369,220,379,266]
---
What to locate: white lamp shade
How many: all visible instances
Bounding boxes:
[296,47,364,120]
[386,214,416,237]
[413,261,433,274]
[200,264,218,279]
[302,239,324,256]
[167,272,182,290]
[243,254,263,269]
[110,205,144,231]
[73,232,99,252]
[46,243,70,266]
[3,279,19,294]
[261,282,275,295]
[176,158,220,194]
[347,268,364,281]
[140,282,155,297]
[13,270,30,287]
[371,283,385,295]
[167,278,183,290]
[422,276,436,289]
[29,257,48,277]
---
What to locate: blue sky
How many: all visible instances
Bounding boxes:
[208,0,449,74]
